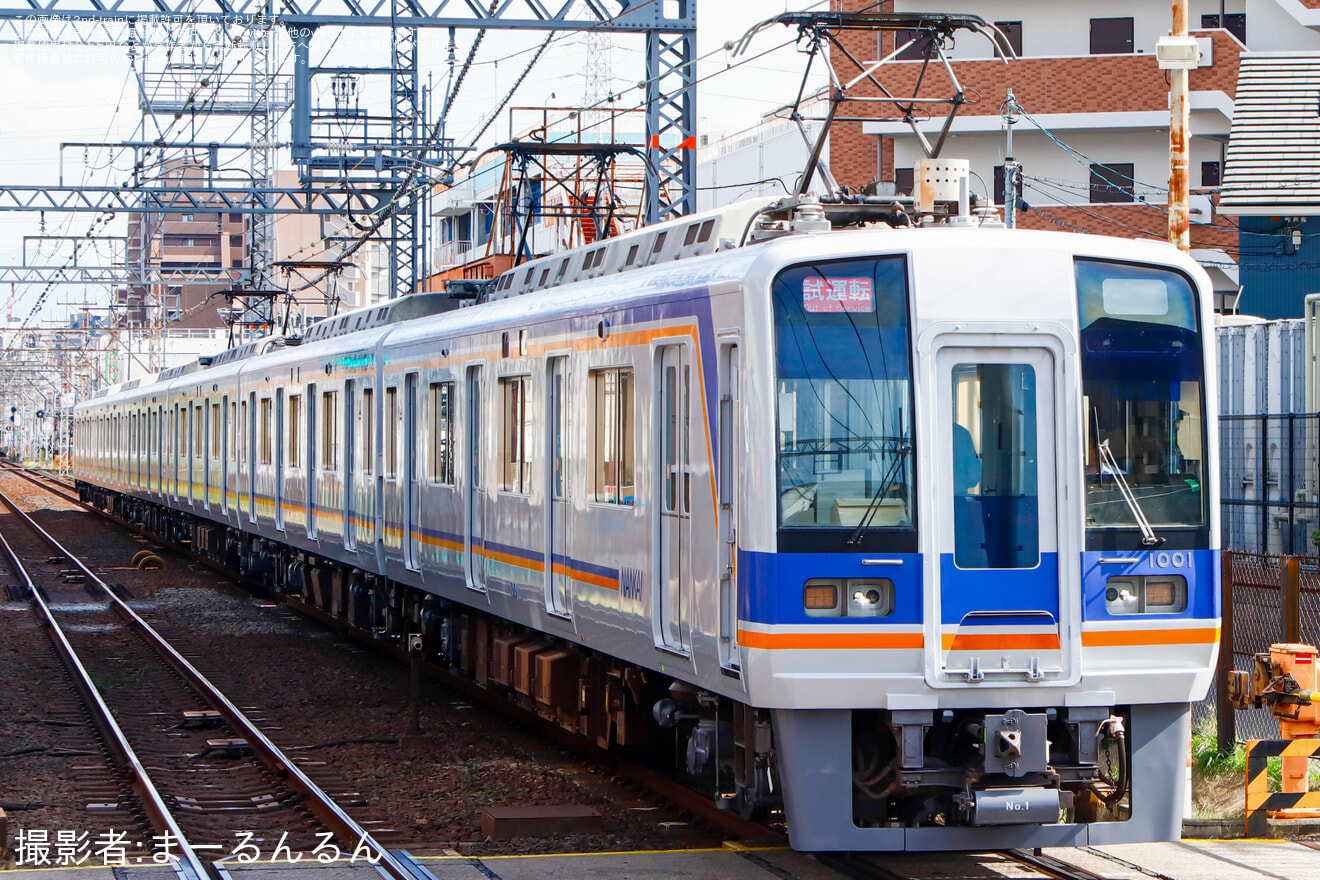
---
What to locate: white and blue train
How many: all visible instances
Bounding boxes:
[74,189,1219,851]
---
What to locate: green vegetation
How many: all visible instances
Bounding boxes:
[1192,715,1245,776]
[1193,715,1320,790]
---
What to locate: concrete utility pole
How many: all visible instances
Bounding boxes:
[1161,0,1193,253]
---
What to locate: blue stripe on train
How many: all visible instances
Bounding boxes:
[737,550,924,626]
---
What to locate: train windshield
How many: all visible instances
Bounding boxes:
[773,256,914,551]
[1076,259,1207,535]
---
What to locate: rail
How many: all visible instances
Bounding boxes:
[8,461,781,846]
[0,523,211,880]
[0,482,419,880]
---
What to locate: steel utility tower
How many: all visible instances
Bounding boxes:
[0,0,698,298]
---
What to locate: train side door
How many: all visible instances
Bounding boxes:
[221,395,229,514]
[307,383,318,539]
[275,387,285,531]
[404,372,420,570]
[344,378,357,551]
[466,365,486,591]
[657,344,691,653]
[546,356,571,616]
[718,341,741,670]
[932,345,1070,685]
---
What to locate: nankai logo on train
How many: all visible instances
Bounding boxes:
[618,568,644,601]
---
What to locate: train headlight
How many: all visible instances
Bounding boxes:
[803,578,894,617]
[1105,575,1186,615]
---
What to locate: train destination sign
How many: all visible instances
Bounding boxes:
[802,276,873,313]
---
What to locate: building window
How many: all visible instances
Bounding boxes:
[1090,17,1134,54]
[1089,163,1135,203]
[184,238,196,247]
[321,391,338,470]
[893,28,936,61]
[228,212,242,223]
[429,382,455,484]
[1202,14,1246,43]
[994,21,1023,57]
[1202,160,1223,188]
[181,213,194,222]
[260,398,272,464]
[592,368,634,505]
[895,167,914,195]
[229,234,243,248]
[499,375,533,493]
[385,387,398,477]
[288,395,302,467]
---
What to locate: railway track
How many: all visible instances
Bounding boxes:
[0,480,421,879]
[0,460,781,848]
[1,462,1186,880]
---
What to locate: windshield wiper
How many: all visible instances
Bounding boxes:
[1097,439,1163,547]
[848,444,912,547]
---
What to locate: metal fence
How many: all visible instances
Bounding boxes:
[1220,414,1320,556]
[1212,552,1320,749]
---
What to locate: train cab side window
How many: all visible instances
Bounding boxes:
[499,375,533,493]
[259,398,273,464]
[592,367,634,505]
[429,382,455,484]
[321,391,338,470]
[385,387,398,477]
[288,395,302,468]
[362,388,374,475]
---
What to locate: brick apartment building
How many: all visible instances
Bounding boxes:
[121,160,249,331]
[825,1,1320,310]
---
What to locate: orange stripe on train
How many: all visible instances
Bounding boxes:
[737,630,923,651]
[941,633,1061,652]
[1081,627,1219,647]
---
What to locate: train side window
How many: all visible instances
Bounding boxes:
[385,387,398,477]
[211,402,221,459]
[651,231,667,255]
[499,375,533,493]
[230,402,238,461]
[321,391,338,470]
[240,400,247,462]
[363,388,374,475]
[259,398,273,464]
[288,395,302,468]
[683,223,699,246]
[697,219,715,243]
[625,245,639,267]
[591,367,634,505]
[429,382,455,484]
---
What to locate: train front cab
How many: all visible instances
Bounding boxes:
[741,237,1218,851]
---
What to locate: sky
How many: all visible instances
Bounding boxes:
[0,3,826,328]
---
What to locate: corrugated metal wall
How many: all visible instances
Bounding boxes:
[1217,319,1314,554]
[1217,319,1307,416]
